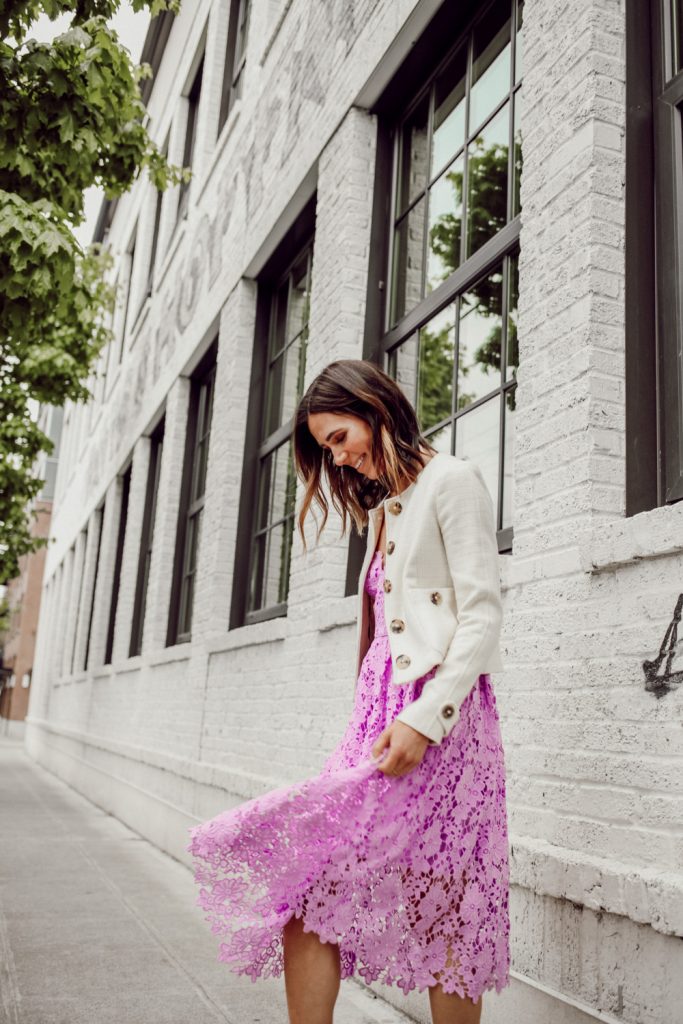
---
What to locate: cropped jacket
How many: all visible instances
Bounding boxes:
[353,452,503,745]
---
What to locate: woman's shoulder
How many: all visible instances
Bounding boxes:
[426,452,481,486]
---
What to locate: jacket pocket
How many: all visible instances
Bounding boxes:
[406,585,458,661]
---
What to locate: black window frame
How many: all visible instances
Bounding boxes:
[167,342,217,646]
[130,419,165,658]
[230,195,316,629]
[367,0,520,553]
[104,464,131,665]
[218,0,252,134]
[626,0,683,511]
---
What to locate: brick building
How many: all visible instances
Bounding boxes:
[1,405,63,738]
[26,1,683,1021]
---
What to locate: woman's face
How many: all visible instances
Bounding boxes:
[307,412,379,479]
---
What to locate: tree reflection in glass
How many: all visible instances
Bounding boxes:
[427,156,464,292]
[457,267,503,410]
[417,304,455,431]
[466,103,509,258]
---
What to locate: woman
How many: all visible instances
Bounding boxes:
[187,359,510,1024]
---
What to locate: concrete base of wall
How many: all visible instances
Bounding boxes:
[23,717,673,1024]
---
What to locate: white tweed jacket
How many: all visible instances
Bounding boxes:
[354,452,503,745]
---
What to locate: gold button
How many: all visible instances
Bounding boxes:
[396,654,411,669]
[387,540,395,554]
[430,591,442,605]
[383,579,392,593]
[388,500,402,515]
[441,704,455,718]
[390,619,405,633]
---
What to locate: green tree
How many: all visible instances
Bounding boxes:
[0,0,186,584]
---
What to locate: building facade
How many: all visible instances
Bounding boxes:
[26,1,683,1021]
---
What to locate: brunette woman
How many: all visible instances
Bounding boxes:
[188,359,510,1024]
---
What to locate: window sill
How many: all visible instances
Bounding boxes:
[149,644,192,667]
[207,616,287,655]
[579,501,683,574]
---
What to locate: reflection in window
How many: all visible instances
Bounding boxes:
[388,0,523,328]
[458,267,503,409]
[383,0,522,547]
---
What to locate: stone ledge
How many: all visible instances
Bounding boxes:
[579,502,683,573]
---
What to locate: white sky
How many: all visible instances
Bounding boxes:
[28,3,152,247]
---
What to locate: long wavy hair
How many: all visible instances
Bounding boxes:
[293,359,437,550]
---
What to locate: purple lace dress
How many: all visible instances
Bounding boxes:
[187,549,511,1001]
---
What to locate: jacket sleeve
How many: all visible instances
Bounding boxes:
[394,459,503,745]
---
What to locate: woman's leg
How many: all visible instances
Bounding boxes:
[282,914,341,1024]
[428,985,482,1024]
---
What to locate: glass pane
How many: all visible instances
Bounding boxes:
[426,154,464,293]
[397,95,430,215]
[454,397,500,514]
[417,304,456,432]
[506,254,519,383]
[269,280,289,358]
[264,329,308,434]
[390,197,426,325]
[250,441,298,612]
[465,102,509,258]
[247,533,265,612]
[389,335,419,407]
[502,388,516,529]
[515,0,524,84]
[512,90,523,218]
[426,422,452,454]
[431,47,467,176]
[457,267,503,410]
[470,2,512,133]
[262,521,285,609]
[278,515,295,605]
[286,252,310,344]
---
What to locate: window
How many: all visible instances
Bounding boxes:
[370,0,522,553]
[104,465,131,665]
[130,419,164,657]
[84,502,105,671]
[168,347,216,645]
[625,0,683,510]
[177,55,204,222]
[218,0,252,134]
[232,206,315,627]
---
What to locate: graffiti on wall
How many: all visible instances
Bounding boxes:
[642,593,683,697]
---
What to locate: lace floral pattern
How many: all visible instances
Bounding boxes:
[187,550,510,1001]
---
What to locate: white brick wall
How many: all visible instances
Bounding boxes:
[25,2,683,1022]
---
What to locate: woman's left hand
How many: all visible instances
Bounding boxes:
[371,720,430,777]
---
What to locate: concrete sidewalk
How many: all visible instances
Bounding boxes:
[0,739,412,1024]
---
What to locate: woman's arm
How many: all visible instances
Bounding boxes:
[393,459,503,745]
